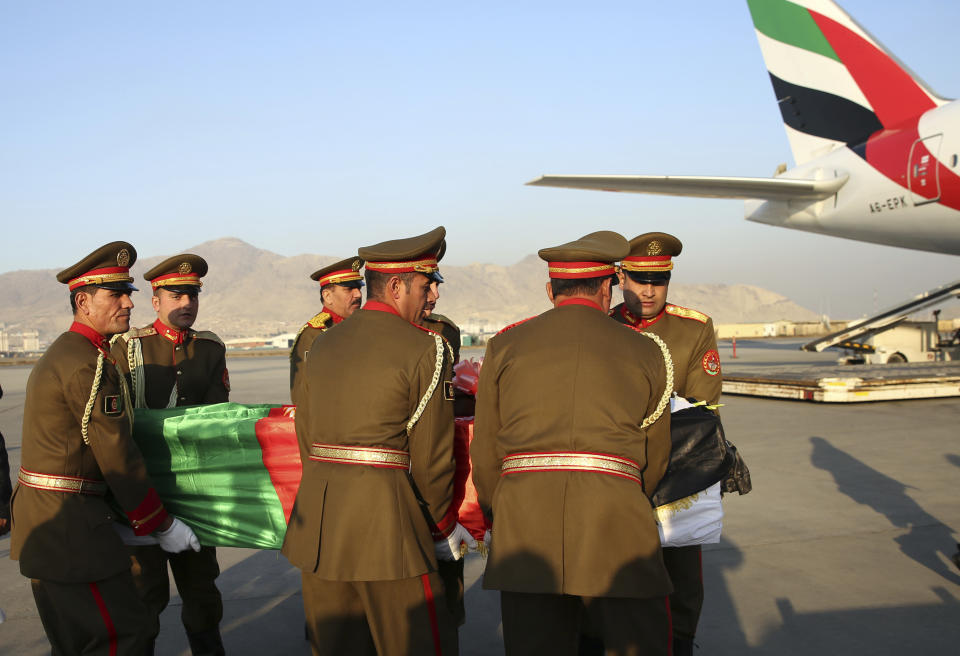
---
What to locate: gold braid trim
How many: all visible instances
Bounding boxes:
[80,351,105,446]
[407,333,444,434]
[638,331,674,430]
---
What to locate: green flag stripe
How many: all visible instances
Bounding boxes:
[133,403,290,549]
[747,0,840,62]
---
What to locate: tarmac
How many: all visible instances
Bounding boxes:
[1,339,959,654]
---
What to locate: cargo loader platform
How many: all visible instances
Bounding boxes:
[722,361,960,402]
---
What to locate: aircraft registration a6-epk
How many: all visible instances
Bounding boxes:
[528,0,960,257]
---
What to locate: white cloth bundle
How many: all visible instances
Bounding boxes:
[656,481,723,547]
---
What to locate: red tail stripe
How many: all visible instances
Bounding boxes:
[88,582,118,656]
[809,10,934,129]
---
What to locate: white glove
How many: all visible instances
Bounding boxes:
[483,529,492,550]
[434,522,478,561]
[155,517,201,553]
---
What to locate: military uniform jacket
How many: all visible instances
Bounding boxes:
[289,308,342,406]
[471,302,673,599]
[113,320,229,409]
[282,302,456,581]
[611,303,721,403]
[11,325,169,582]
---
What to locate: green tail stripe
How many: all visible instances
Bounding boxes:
[133,402,290,549]
[747,0,840,63]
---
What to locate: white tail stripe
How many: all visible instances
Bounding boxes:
[755,30,873,111]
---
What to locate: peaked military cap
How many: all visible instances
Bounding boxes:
[359,226,446,283]
[538,230,629,280]
[311,256,365,288]
[620,232,683,283]
[57,241,138,292]
[144,254,208,293]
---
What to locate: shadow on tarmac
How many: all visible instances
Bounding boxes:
[810,436,960,586]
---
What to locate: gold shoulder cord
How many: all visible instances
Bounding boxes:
[638,331,675,430]
[81,338,135,446]
[122,331,148,409]
[406,333,445,434]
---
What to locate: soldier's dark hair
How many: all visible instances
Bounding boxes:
[69,285,98,313]
[550,276,609,298]
[365,270,419,300]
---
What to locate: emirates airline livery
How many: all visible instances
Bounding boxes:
[528,0,960,256]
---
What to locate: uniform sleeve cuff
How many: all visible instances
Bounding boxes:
[431,505,458,540]
[125,488,169,536]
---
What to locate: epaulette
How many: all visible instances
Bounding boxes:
[307,311,332,330]
[665,304,709,324]
[124,326,157,340]
[425,313,458,330]
[193,330,225,347]
[496,316,535,336]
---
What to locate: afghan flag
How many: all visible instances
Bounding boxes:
[132,403,301,549]
[132,399,488,551]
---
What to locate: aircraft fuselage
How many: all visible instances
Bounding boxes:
[746,100,960,255]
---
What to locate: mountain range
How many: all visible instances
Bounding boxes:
[0,238,819,342]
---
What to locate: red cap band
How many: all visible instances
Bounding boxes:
[546,261,616,279]
[318,268,363,286]
[68,266,133,291]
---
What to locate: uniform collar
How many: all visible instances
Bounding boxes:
[557,298,603,311]
[322,306,345,324]
[619,304,666,329]
[69,321,108,353]
[362,300,400,317]
[153,318,188,344]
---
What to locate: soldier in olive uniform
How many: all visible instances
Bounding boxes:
[283,227,472,656]
[10,242,200,655]
[112,254,228,656]
[420,240,461,364]
[0,384,11,537]
[611,232,721,656]
[471,231,675,655]
[289,256,364,406]
[415,239,471,627]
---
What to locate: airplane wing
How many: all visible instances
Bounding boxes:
[526,174,848,201]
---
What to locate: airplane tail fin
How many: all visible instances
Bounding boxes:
[746,0,949,165]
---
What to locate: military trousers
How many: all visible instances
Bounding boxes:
[301,570,459,656]
[31,570,150,656]
[662,545,703,640]
[437,558,466,626]
[500,590,671,656]
[128,544,224,647]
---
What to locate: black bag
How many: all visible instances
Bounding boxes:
[651,404,751,507]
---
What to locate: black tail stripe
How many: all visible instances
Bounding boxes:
[769,73,882,147]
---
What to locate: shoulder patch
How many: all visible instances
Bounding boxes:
[496,316,536,336]
[307,312,332,330]
[666,304,709,324]
[702,349,721,376]
[193,330,225,347]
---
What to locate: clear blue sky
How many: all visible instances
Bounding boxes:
[3,0,958,317]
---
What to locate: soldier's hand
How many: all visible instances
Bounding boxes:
[156,517,201,553]
[434,522,477,561]
[0,517,9,537]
